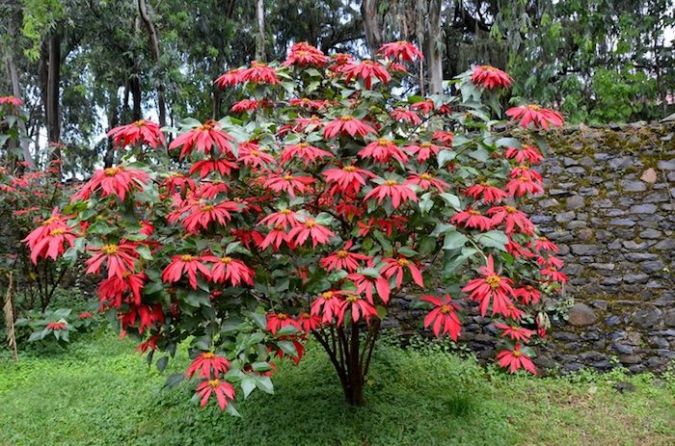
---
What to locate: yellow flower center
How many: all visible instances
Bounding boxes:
[283,174,294,181]
[281,209,292,215]
[208,379,220,389]
[486,274,501,289]
[421,142,432,148]
[199,121,216,131]
[181,255,194,262]
[220,256,232,264]
[377,138,392,146]
[384,180,398,186]
[528,104,541,111]
[49,228,65,236]
[420,173,433,181]
[440,305,452,314]
[202,352,216,360]
[251,150,260,156]
[42,216,59,226]
[505,206,516,214]
[321,291,334,300]
[276,313,288,320]
[304,219,316,228]
[468,210,481,216]
[134,119,146,127]
[342,165,356,173]
[340,115,354,121]
[104,167,120,176]
[201,205,214,212]
[336,250,349,259]
[346,294,359,303]
[512,350,522,358]
[397,258,409,266]
[101,244,118,255]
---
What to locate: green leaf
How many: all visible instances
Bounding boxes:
[495,137,521,148]
[156,356,169,372]
[418,237,437,255]
[251,361,273,372]
[137,245,153,261]
[225,403,242,417]
[443,247,478,274]
[468,147,489,162]
[474,230,509,251]
[398,246,417,257]
[439,193,462,210]
[431,223,454,237]
[241,377,256,399]
[249,312,267,331]
[418,192,433,213]
[277,340,297,357]
[443,231,468,250]
[255,376,274,394]
[164,373,184,388]
[28,330,46,342]
[437,150,456,167]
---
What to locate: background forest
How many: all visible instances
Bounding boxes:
[1,0,673,176]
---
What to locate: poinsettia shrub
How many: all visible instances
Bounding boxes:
[1,98,75,315]
[24,42,566,411]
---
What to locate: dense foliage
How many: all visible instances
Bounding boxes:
[23,41,567,411]
[0,1,672,178]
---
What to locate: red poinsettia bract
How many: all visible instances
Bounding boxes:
[73,166,149,202]
[108,120,165,149]
[506,104,564,129]
[169,120,234,158]
[377,41,424,62]
[496,344,537,374]
[471,65,512,90]
[422,294,461,340]
[323,116,377,139]
[462,255,514,316]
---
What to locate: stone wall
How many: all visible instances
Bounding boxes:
[392,122,675,374]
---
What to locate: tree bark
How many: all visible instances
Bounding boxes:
[129,76,142,121]
[255,0,266,61]
[104,89,120,168]
[46,33,62,165]
[313,320,380,406]
[361,0,382,58]
[138,0,166,127]
[426,0,443,95]
[3,19,34,169]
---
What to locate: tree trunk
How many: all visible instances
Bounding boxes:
[104,89,120,168]
[426,0,443,95]
[46,33,62,165]
[3,20,34,169]
[344,323,365,405]
[312,320,380,406]
[129,77,142,121]
[361,0,382,58]
[138,0,166,127]
[255,0,266,61]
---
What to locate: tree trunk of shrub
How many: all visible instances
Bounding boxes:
[312,320,380,406]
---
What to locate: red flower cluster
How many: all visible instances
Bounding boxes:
[23,211,77,263]
[471,65,512,90]
[23,43,567,407]
[108,119,165,149]
[506,104,564,129]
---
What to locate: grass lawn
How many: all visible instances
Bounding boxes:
[0,331,673,446]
